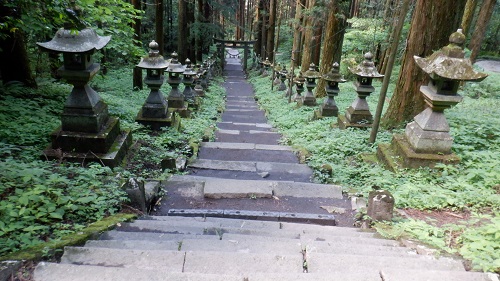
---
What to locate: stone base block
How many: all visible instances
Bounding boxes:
[42,129,132,168]
[345,106,373,124]
[405,121,453,154]
[377,134,460,171]
[136,108,179,131]
[302,96,317,106]
[319,105,338,117]
[171,107,191,119]
[168,97,185,109]
[50,117,120,153]
[338,115,372,130]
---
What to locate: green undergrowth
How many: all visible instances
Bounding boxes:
[248,70,500,273]
[0,67,225,257]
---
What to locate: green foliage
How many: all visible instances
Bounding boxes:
[0,160,126,256]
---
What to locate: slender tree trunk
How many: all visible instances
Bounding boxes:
[156,0,164,55]
[186,1,196,60]
[468,0,497,63]
[255,0,264,56]
[316,0,348,98]
[461,0,479,35]
[300,0,316,73]
[178,0,188,61]
[266,0,277,61]
[131,0,142,90]
[312,25,322,66]
[382,0,467,128]
[0,3,36,88]
[291,0,305,68]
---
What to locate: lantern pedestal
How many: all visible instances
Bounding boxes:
[377,134,460,171]
[338,81,374,129]
[136,108,180,131]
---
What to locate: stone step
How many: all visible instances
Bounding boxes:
[198,146,298,163]
[220,112,268,123]
[60,247,304,275]
[189,159,312,175]
[304,252,465,273]
[217,121,274,132]
[200,142,292,151]
[34,262,498,281]
[34,263,243,281]
[167,175,341,198]
[379,269,499,281]
[99,230,220,241]
[215,129,282,144]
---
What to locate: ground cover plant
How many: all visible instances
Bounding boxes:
[0,67,225,257]
[248,65,500,273]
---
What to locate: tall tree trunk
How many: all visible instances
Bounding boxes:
[186,0,196,60]
[468,0,497,63]
[131,0,142,90]
[261,0,269,57]
[382,0,467,128]
[255,0,264,56]
[461,0,479,35]
[291,0,305,68]
[266,0,277,61]
[312,25,322,66]
[316,0,348,98]
[156,0,164,55]
[300,0,316,73]
[178,0,188,61]
[0,3,36,88]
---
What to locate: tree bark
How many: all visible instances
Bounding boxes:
[155,0,164,56]
[266,0,277,61]
[382,0,467,128]
[291,0,305,67]
[461,0,479,35]
[300,0,316,73]
[312,24,322,66]
[316,0,348,98]
[178,0,188,61]
[255,0,264,56]
[131,0,142,90]
[468,0,497,63]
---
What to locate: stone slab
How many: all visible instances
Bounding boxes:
[380,269,499,281]
[204,179,273,198]
[189,159,257,172]
[183,251,304,274]
[306,253,464,273]
[84,240,179,251]
[245,272,382,281]
[60,247,186,271]
[99,230,220,241]
[198,147,298,163]
[34,263,243,281]
[273,181,343,199]
[201,142,292,151]
[0,260,22,281]
[180,238,302,254]
[256,162,313,175]
[215,130,281,144]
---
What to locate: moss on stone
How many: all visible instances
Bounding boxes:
[0,213,136,262]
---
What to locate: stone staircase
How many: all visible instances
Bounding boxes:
[32,55,499,280]
[34,216,498,280]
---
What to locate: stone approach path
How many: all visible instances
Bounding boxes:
[33,54,499,281]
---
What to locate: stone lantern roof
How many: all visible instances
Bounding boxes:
[136,40,169,70]
[414,29,488,82]
[37,28,110,53]
[349,52,383,78]
[303,63,321,79]
[263,57,271,66]
[274,63,283,72]
[294,72,306,84]
[183,59,197,76]
[166,52,186,73]
[323,62,346,83]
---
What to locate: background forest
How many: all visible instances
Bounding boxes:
[1,0,499,274]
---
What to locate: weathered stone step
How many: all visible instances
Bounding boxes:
[215,129,281,144]
[99,230,219,241]
[34,263,243,281]
[198,146,298,163]
[220,112,268,123]
[217,121,274,132]
[189,159,312,175]
[305,252,464,273]
[200,142,291,151]
[60,247,304,275]
[167,175,340,198]
[380,269,499,281]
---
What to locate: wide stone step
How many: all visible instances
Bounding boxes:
[198,144,298,164]
[217,121,274,131]
[220,112,268,123]
[379,269,499,281]
[189,159,312,175]
[99,230,219,241]
[200,142,291,151]
[167,175,340,198]
[215,129,282,144]
[60,247,304,275]
[34,263,243,281]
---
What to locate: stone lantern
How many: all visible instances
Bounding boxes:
[37,21,131,167]
[292,72,306,102]
[182,59,197,106]
[135,40,178,130]
[301,63,321,106]
[316,62,346,118]
[166,52,186,108]
[257,55,264,75]
[278,68,288,91]
[194,64,205,97]
[339,52,383,129]
[377,29,487,169]
[273,63,283,84]
[262,57,271,77]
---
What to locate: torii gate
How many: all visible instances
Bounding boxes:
[213,38,255,72]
